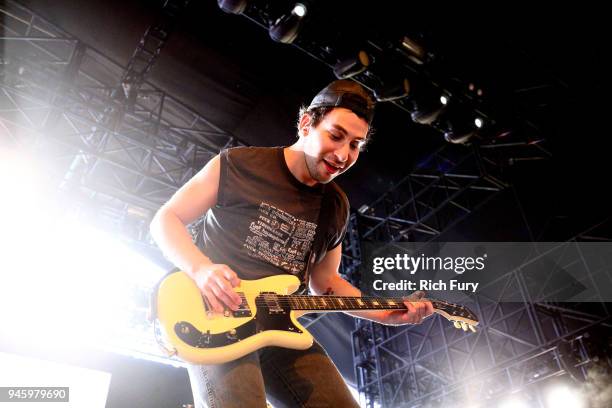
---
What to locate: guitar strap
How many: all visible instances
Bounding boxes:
[299,183,330,294]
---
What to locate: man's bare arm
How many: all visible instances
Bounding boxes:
[309,245,433,325]
[149,155,242,312]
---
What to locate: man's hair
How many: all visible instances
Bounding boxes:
[296,105,375,150]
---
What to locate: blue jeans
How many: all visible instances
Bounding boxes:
[186,342,359,408]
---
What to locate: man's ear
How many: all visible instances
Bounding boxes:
[298,113,312,137]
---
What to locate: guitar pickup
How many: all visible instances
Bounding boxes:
[232,309,252,317]
[232,293,252,317]
[262,293,284,314]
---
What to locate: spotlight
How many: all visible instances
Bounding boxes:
[545,385,584,408]
[474,117,484,128]
[443,128,474,145]
[269,3,308,44]
[358,204,370,214]
[433,104,479,144]
[403,80,449,125]
[411,104,444,125]
[217,0,248,14]
[333,51,370,79]
[409,92,445,125]
[292,3,307,17]
[374,79,410,102]
[400,35,426,65]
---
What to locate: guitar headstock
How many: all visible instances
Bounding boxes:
[431,300,479,333]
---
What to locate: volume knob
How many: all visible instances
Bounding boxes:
[226,328,238,340]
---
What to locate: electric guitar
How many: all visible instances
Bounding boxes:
[155,272,479,364]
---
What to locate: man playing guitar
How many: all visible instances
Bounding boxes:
[150,80,434,407]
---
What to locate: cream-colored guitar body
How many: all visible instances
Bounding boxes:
[157,272,312,365]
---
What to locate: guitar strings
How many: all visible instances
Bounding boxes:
[236,293,454,304]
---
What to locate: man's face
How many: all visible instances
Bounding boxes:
[301,107,369,184]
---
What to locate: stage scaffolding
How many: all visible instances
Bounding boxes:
[1,0,240,246]
[1,0,241,363]
[341,131,609,408]
[345,201,611,407]
[2,2,610,406]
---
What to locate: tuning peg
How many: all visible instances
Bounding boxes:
[453,321,462,329]
[469,325,477,333]
[461,322,468,331]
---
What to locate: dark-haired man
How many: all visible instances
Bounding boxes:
[150,80,433,407]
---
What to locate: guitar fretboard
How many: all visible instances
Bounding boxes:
[277,295,447,312]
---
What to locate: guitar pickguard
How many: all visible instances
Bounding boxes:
[175,319,256,348]
[174,297,303,349]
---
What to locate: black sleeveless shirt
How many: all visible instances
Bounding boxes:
[198,146,349,283]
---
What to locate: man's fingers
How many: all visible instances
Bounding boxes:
[404,300,432,324]
[214,276,242,305]
[193,265,242,313]
[404,301,418,324]
[210,284,239,311]
[425,300,434,316]
[408,290,426,300]
[410,301,424,323]
[405,291,434,323]
[416,299,433,318]
[202,287,223,313]
[222,266,241,287]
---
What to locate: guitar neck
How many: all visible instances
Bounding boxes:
[280,295,447,312]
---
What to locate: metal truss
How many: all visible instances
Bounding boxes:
[356,144,507,243]
[120,0,190,108]
[0,0,245,364]
[349,236,611,407]
[1,0,240,245]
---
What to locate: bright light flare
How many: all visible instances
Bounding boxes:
[293,3,307,17]
[0,352,111,408]
[0,151,166,350]
[499,397,529,408]
[546,385,585,408]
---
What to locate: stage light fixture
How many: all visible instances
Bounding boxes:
[358,204,370,214]
[374,78,410,102]
[217,0,248,14]
[474,117,484,128]
[400,35,426,65]
[333,51,370,79]
[433,104,480,145]
[403,80,448,125]
[444,130,474,144]
[269,3,308,44]
[409,94,445,125]
[292,3,307,17]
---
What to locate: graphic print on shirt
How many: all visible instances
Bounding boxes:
[244,202,317,275]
